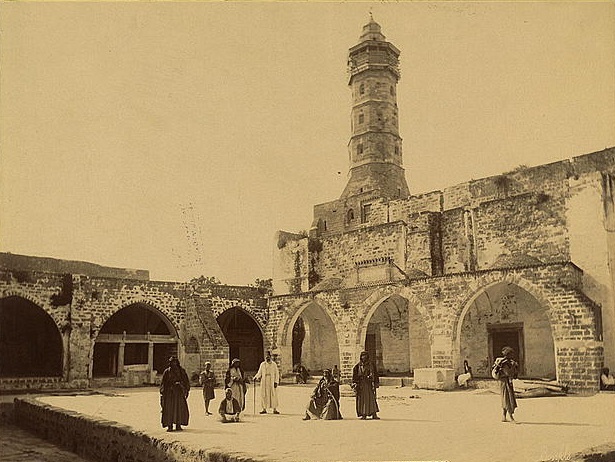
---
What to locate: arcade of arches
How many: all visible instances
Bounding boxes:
[458,282,556,379]
[216,307,264,372]
[0,296,63,377]
[92,303,177,379]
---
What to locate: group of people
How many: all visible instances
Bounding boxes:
[160,347,527,430]
[159,351,282,428]
[159,350,382,429]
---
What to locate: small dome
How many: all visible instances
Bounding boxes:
[359,17,386,42]
[490,253,543,270]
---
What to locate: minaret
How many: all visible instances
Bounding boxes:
[341,17,410,200]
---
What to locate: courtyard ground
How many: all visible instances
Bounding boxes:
[37,384,615,462]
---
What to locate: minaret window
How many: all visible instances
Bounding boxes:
[390,85,395,96]
[357,143,364,155]
[361,204,372,223]
[359,84,365,95]
[358,113,364,124]
[347,209,355,222]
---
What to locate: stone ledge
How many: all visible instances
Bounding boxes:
[13,398,262,462]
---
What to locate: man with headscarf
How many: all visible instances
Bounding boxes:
[253,351,280,414]
[352,351,379,420]
[160,356,190,431]
[199,361,216,415]
[225,358,248,411]
[303,369,342,420]
[218,388,242,423]
[492,346,519,422]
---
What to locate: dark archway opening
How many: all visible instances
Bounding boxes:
[292,317,306,367]
[93,303,177,378]
[217,308,264,372]
[0,296,63,377]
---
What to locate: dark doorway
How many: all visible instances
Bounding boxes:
[92,343,118,377]
[488,323,524,375]
[217,308,263,372]
[0,296,63,377]
[292,317,305,367]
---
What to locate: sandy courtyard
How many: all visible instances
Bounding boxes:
[39,385,615,462]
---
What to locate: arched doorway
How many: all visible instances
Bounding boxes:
[458,282,556,378]
[290,302,339,374]
[0,296,63,377]
[364,295,430,375]
[217,307,264,372]
[93,303,177,379]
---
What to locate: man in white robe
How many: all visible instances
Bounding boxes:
[254,351,280,414]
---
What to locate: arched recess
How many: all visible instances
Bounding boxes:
[361,294,430,375]
[93,302,178,378]
[282,301,340,374]
[217,307,264,372]
[456,281,556,379]
[0,296,63,377]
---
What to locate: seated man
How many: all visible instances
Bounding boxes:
[457,360,473,388]
[303,369,342,420]
[601,367,615,391]
[219,388,241,423]
[295,364,309,384]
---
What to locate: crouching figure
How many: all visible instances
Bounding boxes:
[219,388,241,423]
[303,369,342,420]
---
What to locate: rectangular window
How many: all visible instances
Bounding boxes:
[362,203,372,223]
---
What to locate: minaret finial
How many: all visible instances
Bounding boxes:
[369,8,374,21]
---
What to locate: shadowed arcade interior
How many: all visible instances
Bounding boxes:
[365,295,431,375]
[93,303,177,378]
[0,296,63,377]
[217,307,264,372]
[290,302,340,374]
[459,282,556,379]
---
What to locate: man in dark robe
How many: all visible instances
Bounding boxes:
[160,356,190,431]
[352,351,379,420]
[492,346,519,422]
[303,369,342,420]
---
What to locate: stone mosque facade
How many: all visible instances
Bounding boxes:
[1,19,614,394]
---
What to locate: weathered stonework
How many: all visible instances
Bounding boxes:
[271,20,615,394]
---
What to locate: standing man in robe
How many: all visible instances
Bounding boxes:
[199,361,216,415]
[225,358,248,411]
[352,351,379,420]
[492,346,519,422]
[160,356,190,431]
[254,351,280,414]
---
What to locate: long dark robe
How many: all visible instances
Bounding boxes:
[306,377,342,420]
[493,357,518,414]
[352,361,379,417]
[160,365,190,427]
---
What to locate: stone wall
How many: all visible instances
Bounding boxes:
[13,398,257,462]
[0,268,267,391]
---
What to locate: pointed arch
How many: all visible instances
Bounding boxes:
[454,277,557,378]
[0,295,63,377]
[278,299,340,374]
[217,307,264,371]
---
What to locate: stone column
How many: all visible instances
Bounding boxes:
[117,334,126,378]
[148,336,154,384]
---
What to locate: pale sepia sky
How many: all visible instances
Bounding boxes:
[1,1,614,285]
